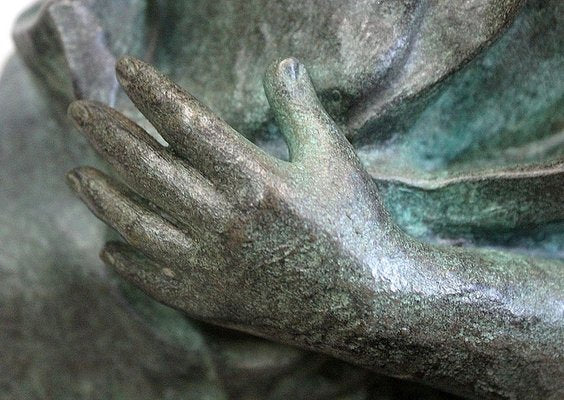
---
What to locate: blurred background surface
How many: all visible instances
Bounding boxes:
[0,1,36,70]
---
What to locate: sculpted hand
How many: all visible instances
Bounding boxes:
[66,56,394,335]
[67,57,563,399]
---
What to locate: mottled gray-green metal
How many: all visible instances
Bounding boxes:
[0,0,562,399]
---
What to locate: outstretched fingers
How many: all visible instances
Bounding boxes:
[66,167,194,267]
[263,58,353,164]
[68,100,231,229]
[115,56,277,184]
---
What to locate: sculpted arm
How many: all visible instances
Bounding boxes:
[67,57,564,399]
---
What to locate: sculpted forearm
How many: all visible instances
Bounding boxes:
[244,234,563,399]
[323,245,563,399]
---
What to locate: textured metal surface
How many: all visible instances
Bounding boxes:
[1,0,563,399]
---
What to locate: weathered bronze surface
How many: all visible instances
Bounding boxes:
[1,1,562,399]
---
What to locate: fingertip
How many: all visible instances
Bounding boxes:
[115,55,144,82]
[264,57,317,107]
[65,167,82,192]
[65,166,106,194]
[100,245,115,266]
[278,57,302,81]
[100,241,122,265]
[266,57,310,89]
[263,57,343,162]
[65,166,91,190]
[68,101,114,129]
[68,100,93,126]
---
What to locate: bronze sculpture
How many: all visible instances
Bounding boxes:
[1,1,562,398]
